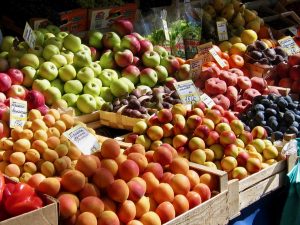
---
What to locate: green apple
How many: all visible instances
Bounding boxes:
[38,61,58,81]
[9,46,26,58]
[60,50,73,64]
[46,24,60,35]
[63,34,81,53]
[58,64,76,82]
[8,56,19,68]
[88,31,103,49]
[1,36,15,52]
[0,52,8,59]
[73,50,92,68]
[18,41,29,51]
[62,93,79,107]
[80,44,91,55]
[99,50,116,69]
[28,45,44,57]
[142,50,160,68]
[34,30,45,46]
[77,66,95,84]
[19,53,40,69]
[77,94,97,114]
[42,44,60,60]
[50,54,67,68]
[21,66,37,87]
[140,68,158,87]
[44,32,56,40]
[32,79,51,92]
[154,65,168,82]
[37,28,49,34]
[98,69,118,87]
[110,78,129,97]
[100,87,114,102]
[119,77,134,92]
[51,78,64,94]
[44,37,63,50]
[44,87,61,105]
[102,32,121,49]
[89,62,102,76]
[92,78,102,88]
[64,80,83,94]
[95,96,105,109]
[56,31,69,40]
[83,80,101,96]
[153,45,169,58]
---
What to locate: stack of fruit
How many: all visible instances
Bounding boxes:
[239,94,300,140]
[126,103,283,180]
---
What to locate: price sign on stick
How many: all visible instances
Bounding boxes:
[189,57,203,81]
[216,21,228,41]
[200,93,215,108]
[278,36,300,56]
[173,80,201,105]
[209,48,226,68]
[64,124,100,155]
[10,98,27,128]
[23,22,36,49]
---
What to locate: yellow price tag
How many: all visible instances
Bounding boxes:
[173,80,201,105]
[278,36,300,56]
[10,98,27,128]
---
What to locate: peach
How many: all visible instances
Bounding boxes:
[170,174,191,195]
[239,131,253,145]
[133,120,148,135]
[251,139,266,153]
[169,157,189,175]
[75,155,98,177]
[193,183,211,202]
[117,200,136,223]
[263,145,278,160]
[186,170,200,188]
[202,118,215,131]
[155,201,175,223]
[19,129,34,140]
[200,173,217,191]
[131,177,147,190]
[221,156,238,172]
[205,131,220,146]
[186,191,202,208]
[186,115,202,130]
[101,139,120,159]
[127,220,143,225]
[124,144,146,155]
[27,173,45,189]
[119,159,139,181]
[92,168,114,189]
[58,194,78,219]
[61,170,86,193]
[31,119,48,131]
[172,114,186,130]
[107,179,129,203]
[140,211,161,225]
[171,104,187,116]
[146,126,164,141]
[31,140,48,154]
[60,114,75,129]
[162,137,173,146]
[5,163,21,177]
[13,138,31,152]
[224,144,239,157]
[47,127,61,138]
[173,194,189,215]
[55,144,69,157]
[135,196,150,218]
[38,177,60,197]
[232,167,248,180]
[190,149,206,164]
[79,183,100,199]
[135,135,151,150]
[205,109,222,125]
[235,139,245,148]
[67,146,82,160]
[153,146,173,166]
[209,144,224,160]
[43,114,56,127]
[142,172,159,194]
[80,196,104,218]
[251,126,267,139]
[265,159,277,165]
[157,108,173,123]
[161,172,174,184]
[172,134,188,149]
[102,197,117,212]
[9,152,26,166]
[47,136,60,149]
[193,125,211,139]
[23,161,37,174]
[204,162,218,169]
[40,161,56,177]
[144,162,163,180]
[100,159,118,176]
[188,137,205,151]
[43,149,59,162]
[76,212,97,225]
[53,120,67,134]
[161,123,174,138]
[149,196,158,211]
[237,151,250,167]
[150,140,163,151]
[220,130,237,146]
[98,211,120,225]
[246,157,262,173]
[127,180,146,202]
[215,123,231,134]
[127,153,148,172]
[28,109,42,121]
[153,183,174,204]
[203,148,214,161]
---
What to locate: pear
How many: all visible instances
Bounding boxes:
[246,18,261,33]
[232,12,245,27]
[214,0,227,12]
[221,3,235,21]
[231,0,242,12]
[243,8,257,23]
[204,4,216,17]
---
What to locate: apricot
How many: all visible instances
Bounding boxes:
[33,129,48,142]
[46,127,60,138]
[23,121,32,129]
[79,183,100,199]
[149,196,158,211]
[43,114,56,127]
[48,109,60,120]
[2,150,13,161]
[80,196,104,218]
[20,172,32,183]
[144,162,163,180]
[18,129,34,140]
[127,220,143,225]
[1,138,13,150]
[11,127,22,140]
[55,144,69,157]
[38,177,61,197]
[186,170,200,189]
[27,173,45,189]
[61,170,86,193]
[40,161,56,177]
[140,211,161,225]
[31,140,48,154]
[193,183,211,202]
[76,212,97,225]
[92,168,114,189]
[169,157,189,175]
[107,179,129,203]
[60,114,75,129]
[127,180,146,202]
[114,153,127,166]
[142,172,159,194]
[161,172,174,184]
[100,159,118,176]
[31,119,48,131]
[170,174,191,195]
[102,197,117,212]
[43,149,59,162]
[153,145,173,166]
[153,183,174,204]
[0,150,4,161]
[75,155,98,177]
[119,159,140,181]
[127,152,148,173]
[54,158,69,174]
[67,145,82,160]
[135,196,150,218]
[155,201,176,223]
[23,161,37,174]
[124,144,146,155]
[200,173,218,191]
[131,177,147,190]
[117,200,136,223]
[54,120,67,134]
[28,109,42,121]
[58,193,78,218]
[10,152,26,166]
[173,194,189,215]
[97,211,120,225]
[100,139,120,159]
[5,163,21,177]
[0,161,9,173]
[47,136,60,149]
[13,139,31,152]
[186,191,202,208]
[145,150,154,163]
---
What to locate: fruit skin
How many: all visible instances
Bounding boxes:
[121,34,141,55]
[142,50,160,68]
[76,94,97,114]
[122,65,140,85]
[7,85,26,100]
[140,68,158,88]
[7,68,23,85]
[0,73,12,92]
[246,157,262,173]
[160,55,180,75]
[63,34,81,53]
[111,19,133,37]
[38,62,58,81]
[205,78,227,95]
[114,49,134,67]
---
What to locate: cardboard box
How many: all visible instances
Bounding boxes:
[88,3,137,31]
[0,177,59,225]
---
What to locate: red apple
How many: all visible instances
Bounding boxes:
[237,76,252,90]
[234,99,252,113]
[0,73,12,92]
[0,103,9,121]
[289,65,300,81]
[160,55,180,75]
[165,77,177,90]
[121,35,141,55]
[37,104,49,115]
[111,19,133,37]
[7,68,24,85]
[288,53,300,66]
[243,88,261,101]
[139,39,154,55]
[276,61,290,78]
[25,90,45,109]
[0,93,6,103]
[6,85,27,99]
[175,64,190,81]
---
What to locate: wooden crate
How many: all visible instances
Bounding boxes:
[268,86,291,96]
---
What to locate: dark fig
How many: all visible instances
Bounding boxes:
[120,99,129,105]
[139,106,147,114]
[162,102,172,109]
[247,44,257,52]
[255,40,268,51]
[250,50,263,60]
[131,110,142,118]
[128,99,141,109]
[132,89,142,98]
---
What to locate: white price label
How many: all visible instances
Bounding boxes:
[196,42,213,63]
[200,93,215,108]
[162,19,170,41]
[278,36,300,56]
[23,22,36,49]
[209,48,226,68]
[189,58,203,81]
[10,98,27,128]
[63,125,100,155]
[216,21,228,41]
[173,80,201,105]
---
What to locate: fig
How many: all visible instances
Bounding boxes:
[139,107,147,114]
[121,99,129,105]
[132,89,142,98]
[255,40,268,51]
[246,44,256,52]
[131,110,142,118]
[128,99,141,109]
[250,51,263,60]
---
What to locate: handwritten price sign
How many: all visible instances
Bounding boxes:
[10,98,27,128]
[278,36,300,56]
[173,80,201,105]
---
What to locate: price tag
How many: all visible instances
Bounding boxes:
[162,19,170,41]
[196,42,213,63]
[173,80,201,105]
[209,48,226,68]
[278,36,300,56]
[288,26,298,36]
[200,93,215,108]
[23,22,36,49]
[63,124,100,155]
[10,98,27,128]
[189,57,203,81]
[216,21,228,41]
